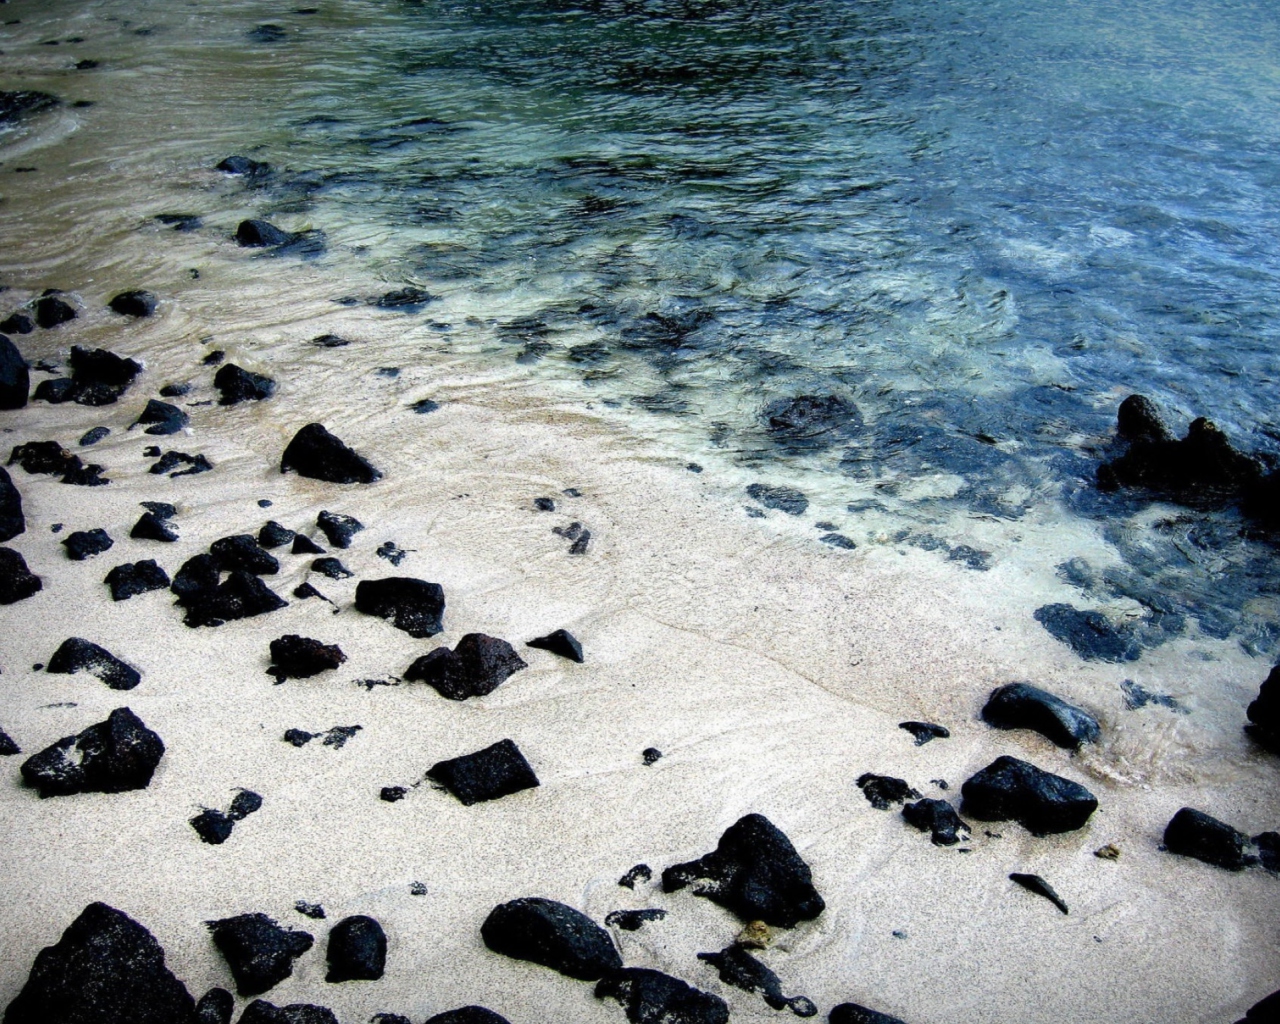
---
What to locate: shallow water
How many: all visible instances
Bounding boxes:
[4,0,1280,656]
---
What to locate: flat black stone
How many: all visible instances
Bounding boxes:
[292,534,324,555]
[696,945,816,1017]
[180,570,287,628]
[34,295,77,329]
[1009,873,1069,914]
[746,483,809,515]
[268,635,346,680]
[898,721,949,745]
[526,628,584,663]
[1033,603,1138,663]
[236,219,295,248]
[214,363,276,405]
[211,534,279,575]
[424,1010,511,1024]
[355,576,445,637]
[236,1001,338,1024]
[0,547,41,603]
[595,968,730,1024]
[981,682,1101,750]
[404,633,526,700]
[3,902,196,1024]
[1247,664,1280,755]
[79,426,110,446]
[0,466,23,542]
[901,798,970,846]
[109,290,158,317]
[426,738,539,805]
[828,1003,908,1024]
[310,557,352,579]
[131,511,179,542]
[604,909,667,931]
[258,522,295,549]
[856,774,921,810]
[0,333,29,409]
[281,423,381,484]
[206,914,314,997]
[662,813,825,928]
[481,897,621,981]
[191,808,235,845]
[104,560,169,601]
[312,334,350,348]
[47,637,140,690]
[316,510,363,548]
[820,532,856,549]
[1163,807,1256,871]
[20,707,165,797]
[133,399,188,436]
[325,915,386,982]
[960,755,1098,835]
[0,727,20,755]
[196,987,234,1024]
[618,864,652,889]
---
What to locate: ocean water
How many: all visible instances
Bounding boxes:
[4,0,1280,658]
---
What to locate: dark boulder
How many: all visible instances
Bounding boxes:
[316,510,363,548]
[2,902,196,1024]
[1,466,25,541]
[662,813,825,928]
[216,155,270,176]
[230,790,262,819]
[211,535,279,575]
[196,987,234,1024]
[828,1003,907,1024]
[108,291,158,318]
[427,738,539,805]
[235,220,295,248]
[763,394,862,447]
[1163,807,1255,871]
[901,799,970,846]
[0,546,41,604]
[21,707,165,797]
[595,968,730,1024]
[34,295,78,329]
[1116,394,1172,443]
[0,312,34,335]
[1246,664,1280,755]
[310,557,352,580]
[47,637,140,690]
[1009,873,1069,914]
[191,809,235,845]
[268,635,346,681]
[180,570,287,628]
[355,577,444,636]
[898,722,949,746]
[0,333,29,409]
[10,440,78,476]
[856,774,921,810]
[281,423,380,484]
[481,898,621,981]
[424,1010,511,1024]
[258,522,295,549]
[746,483,808,515]
[1033,604,1138,663]
[132,399,188,436]
[235,1001,337,1024]
[404,634,526,700]
[214,364,276,405]
[1237,988,1280,1024]
[131,511,179,543]
[105,560,170,601]
[526,629,583,663]
[170,554,220,604]
[604,909,667,931]
[70,346,143,389]
[206,914,313,997]
[960,756,1098,835]
[63,528,113,560]
[325,915,386,982]
[697,945,816,1016]
[981,683,1100,750]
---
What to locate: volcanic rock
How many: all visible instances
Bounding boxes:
[170,554,220,604]
[902,798,970,846]
[746,483,808,515]
[132,399,188,436]
[0,547,41,604]
[0,312,34,335]
[217,155,270,176]
[109,291,158,318]
[1237,989,1280,1024]
[526,629,583,663]
[0,333,28,409]
[404,633,526,700]
[79,426,110,446]
[0,90,61,125]
[206,914,313,997]
[1033,603,1138,662]
[316,511,363,548]
[281,424,380,484]
[235,1001,338,1024]
[0,467,24,541]
[180,570,287,628]
[150,451,212,478]
[34,295,77,329]
[424,1010,511,1024]
[9,440,77,476]
[70,345,143,390]
[960,756,1098,835]
[595,968,730,1024]
[696,945,816,1017]
[1009,873,1069,914]
[196,987,234,1024]
[1246,664,1280,755]
[426,738,539,805]
[191,809,235,845]
[235,220,295,248]
[981,683,1100,750]
[62,529,113,560]
[355,577,444,636]
[828,1004,907,1024]
[1163,807,1256,871]
[268,635,346,681]
[131,511,179,543]
[258,522,295,549]
[619,864,652,889]
[47,637,140,690]
[0,727,20,755]
[211,535,279,575]
[214,364,276,405]
[20,707,164,797]
[292,535,324,555]
[604,909,667,931]
[481,898,620,981]
[310,558,352,579]
[325,915,386,982]
[898,721,949,745]
[856,774,921,810]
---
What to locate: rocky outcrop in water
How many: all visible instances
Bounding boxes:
[46,637,140,691]
[763,393,863,449]
[746,483,809,515]
[481,897,621,980]
[206,914,314,997]
[426,738,539,805]
[281,424,381,484]
[981,683,1100,749]
[1033,604,1138,663]
[0,90,61,126]
[595,968,730,1024]
[960,756,1097,835]
[21,707,165,797]
[404,633,526,700]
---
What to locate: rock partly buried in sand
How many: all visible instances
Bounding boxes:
[662,813,825,928]
[316,510,363,548]
[856,774,921,810]
[901,798,970,847]
[1,466,26,541]
[171,554,220,603]
[0,727,20,755]
[105,559,170,601]
[214,364,276,405]
[211,534,280,575]
[1009,872,1069,914]
[481,898,621,981]
[236,1000,338,1024]
[192,790,263,845]
[828,1002,908,1024]
[427,738,539,805]
[21,707,165,797]
[604,909,667,931]
[697,945,816,1017]
[325,915,386,983]
[132,509,180,542]
[404,633,527,700]
[310,557,352,580]
[109,290,158,318]
[34,295,78,329]
[746,483,809,515]
[526,628,584,663]
[355,577,445,637]
[196,986,234,1024]
[898,721,949,745]
[1162,807,1257,871]
[0,311,34,335]
[3,901,196,1024]
[981,683,1100,750]
[133,399,189,436]
[281,423,381,484]
[62,527,113,560]
[1033,603,1138,663]
[268,635,347,681]
[71,344,143,396]
[595,968,730,1024]
[292,535,324,555]
[619,864,652,889]
[206,914,314,997]
[46,637,140,690]
[0,333,29,409]
[960,756,1098,835]
[1246,664,1280,755]
[151,451,212,478]
[180,570,288,628]
[424,1009,512,1024]
[0,547,42,604]
[1236,988,1280,1024]
[258,521,296,550]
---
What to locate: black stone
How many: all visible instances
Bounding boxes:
[156,214,203,232]
[109,291,158,318]
[33,378,78,404]
[0,333,29,408]
[0,546,41,603]
[150,451,212,477]
[820,532,856,549]
[133,399,188,436]
[763,394,862,447]
[1246,664,1280,755]
[159,384,191,398]
[642,747,663,766]
[316,510,363,548]
[375,541,406,565]
[131,511,179,542]
[34,296,77,329]
[79,426,110,446]
[325,915,386,982]
[662,813,825,928]
[553,522,582,541]
[211,535,279,575]
[292,535,324,555]
[3,902,196,1024]
[191,808,235,845]
[355,577,445,637]
[9,440,78,476]
[1033,604,1138,663]
[104,560,169,601]
[235,1001,338,1024]
[481,897,621,981]
[1238,989,1280,1024]
[258,522,295,549]
[981,683,1101,750]
[285,729,315,747]
[405,633,526,700]
[0,312,35,335]
[229,790,262,819]
[214,364,276,405]
[901,799,970,847]
[203,351,226,366]
[61,461,110,486]
[20,707,165,797]
[268,635,346,680]
[206,914,314,997]
[746,483,809,515]
[409,398,439,414]
[69,346,142,389]
[424,1011,510,1024]
[196,987,234,1024]
[170,554,219,604]
[828,1003,907,1024]
[595,968,730,1024]
[294,902,325,920]
[1254,830,1280,872]
[380,786,406,802]
[0,466,23,542]
[1163,807,1255,871]
[1009,873,1069,914]
[534,497,555,511]
[856,774,921,810]
[898,722,949,746]
[311,334,350,348]
[217,155,269,176]
[426,738,540,806]
[960,756,1098,836]
[47,637,140,690]
[281,423,381,484]
[181,570,287,628]
[605,909,667,931]
[696,945,816,1017]
[0,727,20,755]
[236,220,295,248]
[310,557,352,579]
[373,287,434,311]
[619,864,652,889]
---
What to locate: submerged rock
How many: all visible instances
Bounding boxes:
[235,220,295,248]
[481,898,621,981]
[325,915,386,983]
[662,813,825,928]
[3,902,196,1024]
[828,1003,908,1024]
[901,798,970,846]
[217,155,270,176]
[0,333,29,409]
[856,774,921,810]
[105,560,170,601]
[426,738,539,805]
[108,291,158,318]
[1033,603,1138,663]
[0,547,42,604]
[281,423,381,484]
[268,635,346,681]
[1163,807,1256,871]
[981,683,1101,749]
[47,637,140,690]
[0,90,61,125]
[746,483,809,515]
[526,628,583,663]
[1009,873,1069,914]
[132,399,188,436]
[1246,664,1280,755]
[355,576,445,636]
[404,633,526,700]
[595,968,729,1024]
[960,756,1098,835]
[21,707,165,797]
[316,510,363,548]
[696,945,816,1017]
[214,364,276,405]
[1,466,25,541]
[206,914,314,997]
[898,721,949,745]
[763,393,862,447]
